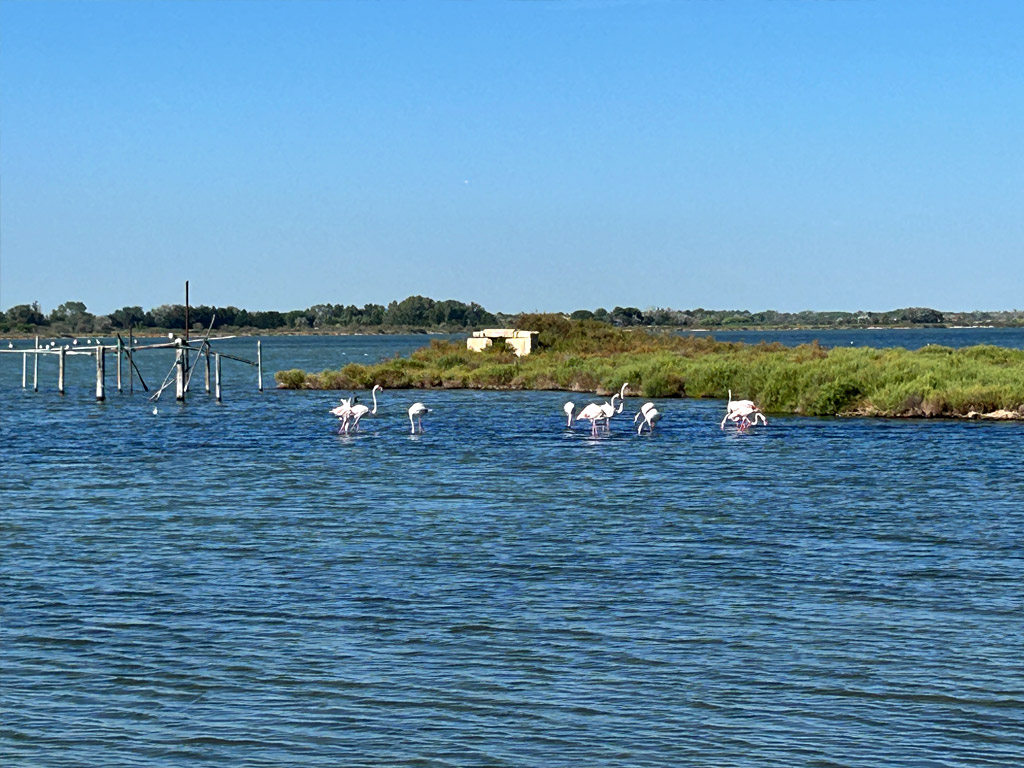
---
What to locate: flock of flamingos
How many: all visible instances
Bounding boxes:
[329,383,768,435]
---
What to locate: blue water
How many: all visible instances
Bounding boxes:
[682,326,1024,350]
[2,333,1023,767]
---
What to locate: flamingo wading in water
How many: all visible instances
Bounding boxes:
[408,402,430,434]
[575,401,606,435]
[574,383,629,435]
[634,402,662,434]
[599,383,629,432]
[349,385,383,431]
[721,389,767,430]
[330,395,357,433]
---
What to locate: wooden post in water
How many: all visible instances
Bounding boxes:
[33,337,39,392]
[116,337,123,392]
[183,281,190,392]
[22,352,27,388]
[59,347,66,394]
[95,346,106,401]
[175,346,185,401]
[204,346,211,394]
[257,340,263,392]
[128,328,134,394]
[215,352,222,402]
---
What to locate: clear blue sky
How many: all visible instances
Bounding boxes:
[1,0,1021,316]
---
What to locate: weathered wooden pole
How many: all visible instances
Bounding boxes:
[33,337,39,392]
[58,347,66,394]
[175,346,185,401]
[183,281,190,392]
[204,346,211,394]
[116,337,123,392]
[215,352,222,402]
[184,281,190,345]
[257,340,263,392]
[128,328,134,394]
[95,346,106,401]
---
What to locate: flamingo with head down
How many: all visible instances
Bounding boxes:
[721,389,767,429]
[634,401,662,434]
[563,401,576,426]
[408,402,430,433]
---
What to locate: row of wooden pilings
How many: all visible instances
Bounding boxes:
[12,336,263,401]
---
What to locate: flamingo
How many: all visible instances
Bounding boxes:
[330,395,357,433]
[599,393,624,431]
[563,401,575,426]
[349,385,382,431]
[598,382,628,431]
[634,402,661,434]
[408,402,430,433]
[726,404,767,430]
[575,402,606,435]
[721,390,767,429]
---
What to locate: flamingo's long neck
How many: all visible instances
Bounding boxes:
[370,387,378,414]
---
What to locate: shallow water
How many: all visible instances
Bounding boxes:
[683,325,1024,350]
[2,334,1023,767]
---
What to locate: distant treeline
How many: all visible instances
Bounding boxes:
[2,296,1022,335]
[572,306,1024,328]
[0,296,496,335]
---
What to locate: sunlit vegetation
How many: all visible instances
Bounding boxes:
[4,296,1022,336]
[276,316,1024,419]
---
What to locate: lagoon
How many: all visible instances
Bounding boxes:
[1,331,1022,767]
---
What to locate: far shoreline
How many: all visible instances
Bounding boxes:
[1,323,1020,341]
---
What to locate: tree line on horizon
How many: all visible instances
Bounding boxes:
[2,296,1022,335]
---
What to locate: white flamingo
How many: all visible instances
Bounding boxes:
[330,395,357,433]
[349,385,382,431]
[574,383,628,435]
[575,402,606,435]
[721,389,767,429]
[563,401,576,426]
[599,393,624,431]
[634,402,661,434]
[408,402,430,433]
[726,404,767,430]
[598,383,628,431]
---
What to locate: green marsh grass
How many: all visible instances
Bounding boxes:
[276,320,1024,419]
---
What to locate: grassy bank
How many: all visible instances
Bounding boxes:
[275,316,1024,419]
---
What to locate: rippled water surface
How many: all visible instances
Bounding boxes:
[2,334,1023,767]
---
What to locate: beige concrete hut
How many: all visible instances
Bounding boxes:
[466,329,538,357]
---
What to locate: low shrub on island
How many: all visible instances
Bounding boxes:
[275,315,1024,419]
